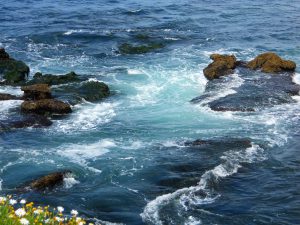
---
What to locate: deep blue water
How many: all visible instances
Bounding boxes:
[1,0,300,224]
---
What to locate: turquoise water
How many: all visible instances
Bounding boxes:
[1,1,300,224]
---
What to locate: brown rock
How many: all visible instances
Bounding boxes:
[29,171,71,191]
[0,93,20,100]
[21,99,72,115]
[247,52,296,73]
[203,54,237,80]
[21,84,52,100]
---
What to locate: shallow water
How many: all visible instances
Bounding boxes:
[1,1,300,224]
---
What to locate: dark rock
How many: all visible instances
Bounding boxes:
[0,49,30,84]
[185,138,252,149]
[29,171,71,191]
[53,81,110,103]
[247,52,296,73]
[203,54,237,80]
[0,48,9,59]
[33,72,42,79]
[118,43,164,54]
[0,115,52,131]
[0,93,20,100]
[21,84,52,100]
[193,66,300,111]
[135,34,150,40]
[27,71,82,86]
[209,105,255,112]
[21,99,72,115]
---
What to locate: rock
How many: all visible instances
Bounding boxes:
[209,105,255,112]
[27,71,82,86]
[0,48,30,84]
[21,84,52,100]
[78,81,110,101]
[247,52,296,73]
[135,34,150,40]
[29,171,71,191]
[0,93,20,100]
[185,138,252,149]
[21,99,72,115]
[0,48,9,59]
[0,115,52,132]
[118,43,164,54]
[203,54,237,80]
[53,81,110,103]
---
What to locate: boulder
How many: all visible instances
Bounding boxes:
[29,171,71,191]
[53,80,110,104]
[78,81,110,101]
[0,48,30,84]
[118,43,164,54]
[21,99,72,115]
[27,71,82,86]
[203,54,237,80]
[21,84,52,100]
[247,52,296,73]
[0,93,20,100]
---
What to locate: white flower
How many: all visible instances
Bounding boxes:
[9,199,17,205]
[15,208,26,217]
[57,206,64,213]
[0,196,7,202]
[34,209,43,214]
[20,199,26,204]
[44,219,50,223]
[71,209,78,216]
[76,217,82,222]
[20,218,29,225]
[78,222,84,225]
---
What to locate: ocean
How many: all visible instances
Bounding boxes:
[0,0,300,224]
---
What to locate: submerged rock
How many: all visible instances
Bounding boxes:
[203,54,237,80]
[118,43,164,54]
[28,171,71,191]
[21,99,72,115]
[0,115,52,131]
[21,84,52,100]
[0,48,30,84]
[194,66,300,112]
[185,138,252,149]
[247,52,296,73]
[0,115,52,132]
[53,80,110,103]
[27,71,82,86]
[0,93,20,100]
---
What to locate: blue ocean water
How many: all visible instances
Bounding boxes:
[1,0,300,224]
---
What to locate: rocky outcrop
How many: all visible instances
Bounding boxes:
[203,54,237,80]
[28,171,71,191]
[0,93,20,100]
[21,99,72,115]
[247,52,296,73]
[0,48,30,84]
[21,84,52,100]
[27,71,82,86]
[53,81,110,103]
[119,43,164,54]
